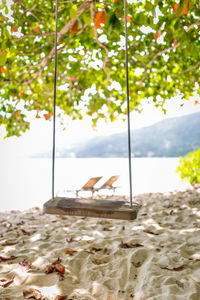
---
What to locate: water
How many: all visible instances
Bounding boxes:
[0,157,190,211]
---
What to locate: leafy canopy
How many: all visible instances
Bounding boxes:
[0,0,200,137]
[177,148,200,184]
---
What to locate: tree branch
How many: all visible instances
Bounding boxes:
[21,0,92,85]
[176,61,200,76]
[13,32,55,42]
[140,43,180,83]
[139,21,200,83]
[186,21,200,32]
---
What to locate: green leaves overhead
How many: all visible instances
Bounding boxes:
[0,0,200,137]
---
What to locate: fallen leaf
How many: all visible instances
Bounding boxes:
[0,276,14,288]
[143,229,159,235]
[0,255,18,262]
[66,237,74,243]
[120,241,143,248]
[103,227,112,231]
[55,263,65,275]
[2,241,18,246]
[45,264,55,274]
[91,247,102,252]
[65,249,77,256]
[19,259,32,272]
[23,288,43,299]
[94,259,102,265]
[161,265,184,271]
[54,296,68,300]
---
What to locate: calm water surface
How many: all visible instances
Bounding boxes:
[1,157,190,211]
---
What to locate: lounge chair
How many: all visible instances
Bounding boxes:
[94,175,120,195]
[66,176,102,197]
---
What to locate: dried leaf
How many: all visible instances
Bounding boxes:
[103,227,112,231]
[143,229,159,235]
[95,10,107,28]
[65,249,77,256]
[161,265,184,271]
[94,259,102,265]
[19,259,32,272]
[70,22,78,35]
[0,255,18,262]
[154,29,161,40]
[55,263,65,275]
[21,229,32,235]
[23,288,42,299]
[120,241,143,248]
[2,241,18,246]
[91,247,102,252]
[54,296,68,300]
[45,264,55,274]
[1,66,7,74]
[66,237,74,243]
[0,276,14,288]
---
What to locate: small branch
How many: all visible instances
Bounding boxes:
[175,61,200,76]
[13,32,55,42]
[140,43,180,83]
[139,21,200,83]
[186,21,200,32]
[90,2,110,88]
[21,0,92,85]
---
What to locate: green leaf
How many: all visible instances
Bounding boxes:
[70,5,78,19]
[83,14,91,26]
[0,52,7,66]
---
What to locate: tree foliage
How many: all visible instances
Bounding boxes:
[0,0,200,136]
[177,148,200,184]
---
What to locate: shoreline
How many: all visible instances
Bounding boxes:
[0,187,200,299]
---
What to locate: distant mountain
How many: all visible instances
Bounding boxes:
[32,112,200,158]
[68,112,200,158]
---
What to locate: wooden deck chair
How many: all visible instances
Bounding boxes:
[94,175,120,195]
[66,176,102,197]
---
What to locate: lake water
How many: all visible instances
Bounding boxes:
[0,157,191,211]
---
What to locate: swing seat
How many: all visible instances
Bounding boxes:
[43,197,140,220]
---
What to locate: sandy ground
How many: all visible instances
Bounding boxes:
[0,186,200,300]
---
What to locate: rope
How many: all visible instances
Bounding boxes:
[124,0,133,207]
[52,0,58,199]
[51,0,133,206]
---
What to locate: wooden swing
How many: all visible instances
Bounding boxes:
[43,0,140,220]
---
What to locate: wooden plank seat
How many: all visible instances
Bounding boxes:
[43,197,140,220]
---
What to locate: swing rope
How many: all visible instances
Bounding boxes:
[124,0,133,207]
[52,0,133,206]
[52,0,58,199]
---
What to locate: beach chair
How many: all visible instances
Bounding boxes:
[66,176,102,197]
[94,175,120,195]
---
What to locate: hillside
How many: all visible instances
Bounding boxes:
[68,112,200,158]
